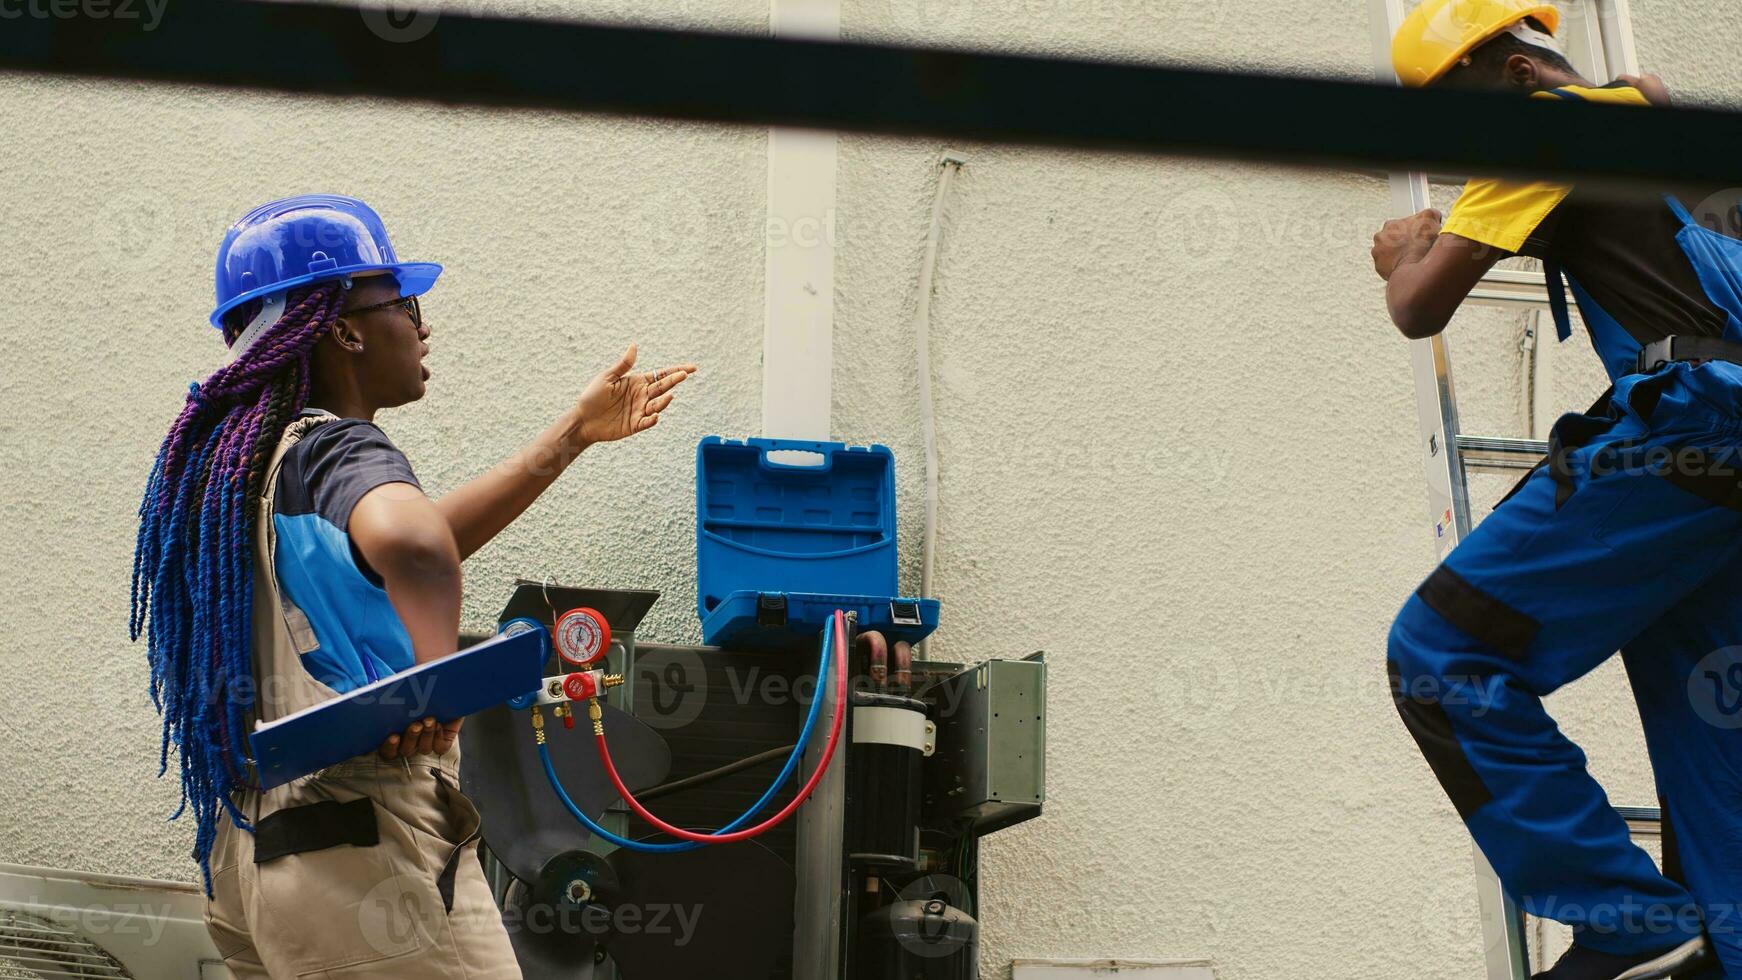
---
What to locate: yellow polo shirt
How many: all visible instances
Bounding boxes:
[1440,85,1653,254]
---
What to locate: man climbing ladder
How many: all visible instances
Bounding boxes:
[1371,2,1742,978]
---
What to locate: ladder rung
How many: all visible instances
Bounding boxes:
[1466,268,1552,310]
[1454,435,1547,472]
[1616,805,1663,837]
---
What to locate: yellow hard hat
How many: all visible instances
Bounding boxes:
[1391,0,1562,87]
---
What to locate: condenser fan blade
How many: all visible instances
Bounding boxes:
[501,876,600,980]
[600,839,794,980]
[461,700,672,883]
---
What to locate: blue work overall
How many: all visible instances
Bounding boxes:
[1389,195,1742,976]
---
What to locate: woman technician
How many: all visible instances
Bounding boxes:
[130,194,696,978]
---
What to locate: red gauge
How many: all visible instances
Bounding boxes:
[554,607,611,667]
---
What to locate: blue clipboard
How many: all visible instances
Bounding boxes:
[248,628,548,790]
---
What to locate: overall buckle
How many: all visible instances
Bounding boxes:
[1634,335,1742,374]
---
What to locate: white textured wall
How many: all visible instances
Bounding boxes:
[1,2,1737,979]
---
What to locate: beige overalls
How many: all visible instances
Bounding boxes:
[203,415,522,979]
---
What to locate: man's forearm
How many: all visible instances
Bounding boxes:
[434,406,589,560]
[1385,248,1446,339]
[1383,233,1500,341]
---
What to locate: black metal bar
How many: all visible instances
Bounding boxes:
[3,0,1741,188]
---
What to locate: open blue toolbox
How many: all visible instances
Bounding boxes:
[696,436,940,651]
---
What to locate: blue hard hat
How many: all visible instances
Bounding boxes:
[210,194,441,329]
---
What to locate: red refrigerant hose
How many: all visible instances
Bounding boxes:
[592,609,849,844]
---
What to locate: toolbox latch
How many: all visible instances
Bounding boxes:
[889,599,922,627]
[756,593,789,628]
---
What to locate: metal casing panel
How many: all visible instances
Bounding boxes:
[924,657,1046,832]
[793,640,848,980]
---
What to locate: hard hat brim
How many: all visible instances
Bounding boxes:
[208,262,443,329]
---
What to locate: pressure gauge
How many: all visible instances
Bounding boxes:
[499,617,549,709]
[500,616,543,640]
[554,607,611,667]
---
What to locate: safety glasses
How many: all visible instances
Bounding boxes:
[341,294,422,330]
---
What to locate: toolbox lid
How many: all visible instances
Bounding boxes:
[695,436,898,621]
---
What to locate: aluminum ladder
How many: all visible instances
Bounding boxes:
[1364,1,1655,976]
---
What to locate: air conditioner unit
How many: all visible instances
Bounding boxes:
[0,862,225,979]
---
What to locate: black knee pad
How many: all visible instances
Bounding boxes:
[1388,658,1495,821]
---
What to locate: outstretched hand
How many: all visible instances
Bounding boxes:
[575,344,698,447]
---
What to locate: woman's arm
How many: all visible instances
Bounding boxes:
[349,481,465,759]
[433,407,589,561]
[433,344,697,560]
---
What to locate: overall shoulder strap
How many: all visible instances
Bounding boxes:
[1534,87,1584,342]
[1662,193,1696,226]
[1543,260,1576,343]
[248,414,344,733]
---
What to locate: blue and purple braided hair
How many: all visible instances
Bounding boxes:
[130,282,348,891]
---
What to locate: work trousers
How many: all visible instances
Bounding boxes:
[1389,361,1742,976]
[203,746,521,979]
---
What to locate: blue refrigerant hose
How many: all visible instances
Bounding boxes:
[536,615,836,854]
